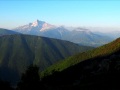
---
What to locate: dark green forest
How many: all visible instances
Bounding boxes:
[1,37,120,90]
[0,34,93,86]
[39,38,120,90]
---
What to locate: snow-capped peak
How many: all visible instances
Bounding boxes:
[31,19,45,27]
[31,19,55,31]
[40,22,55,31]
[13,19,56,33]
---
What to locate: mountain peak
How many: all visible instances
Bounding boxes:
[14,19,55,32]
[31,19,56,31]
[31,19,45,27]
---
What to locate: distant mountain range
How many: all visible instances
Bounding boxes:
[13,20,113,47]
[0,34,93,85]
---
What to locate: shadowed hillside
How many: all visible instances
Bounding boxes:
[42,38,120,76]
[0,34,93,85]
[41,38,120,90]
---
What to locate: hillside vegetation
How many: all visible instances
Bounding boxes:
[41,38,119,76]
[0,34,93,85]
[40,38,120,90]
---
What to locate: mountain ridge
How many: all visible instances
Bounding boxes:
[41,37,120,76]
[13,20,113,47]
[0,34,93,85]
[40,37,120,90]
[14,20,55,33]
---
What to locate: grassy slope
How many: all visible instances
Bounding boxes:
[41,38,120,90]
[41,38,119,76]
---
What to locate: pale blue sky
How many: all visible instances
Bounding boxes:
[0,0,120,29]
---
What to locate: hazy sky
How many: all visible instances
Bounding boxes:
[0,0,120,29]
